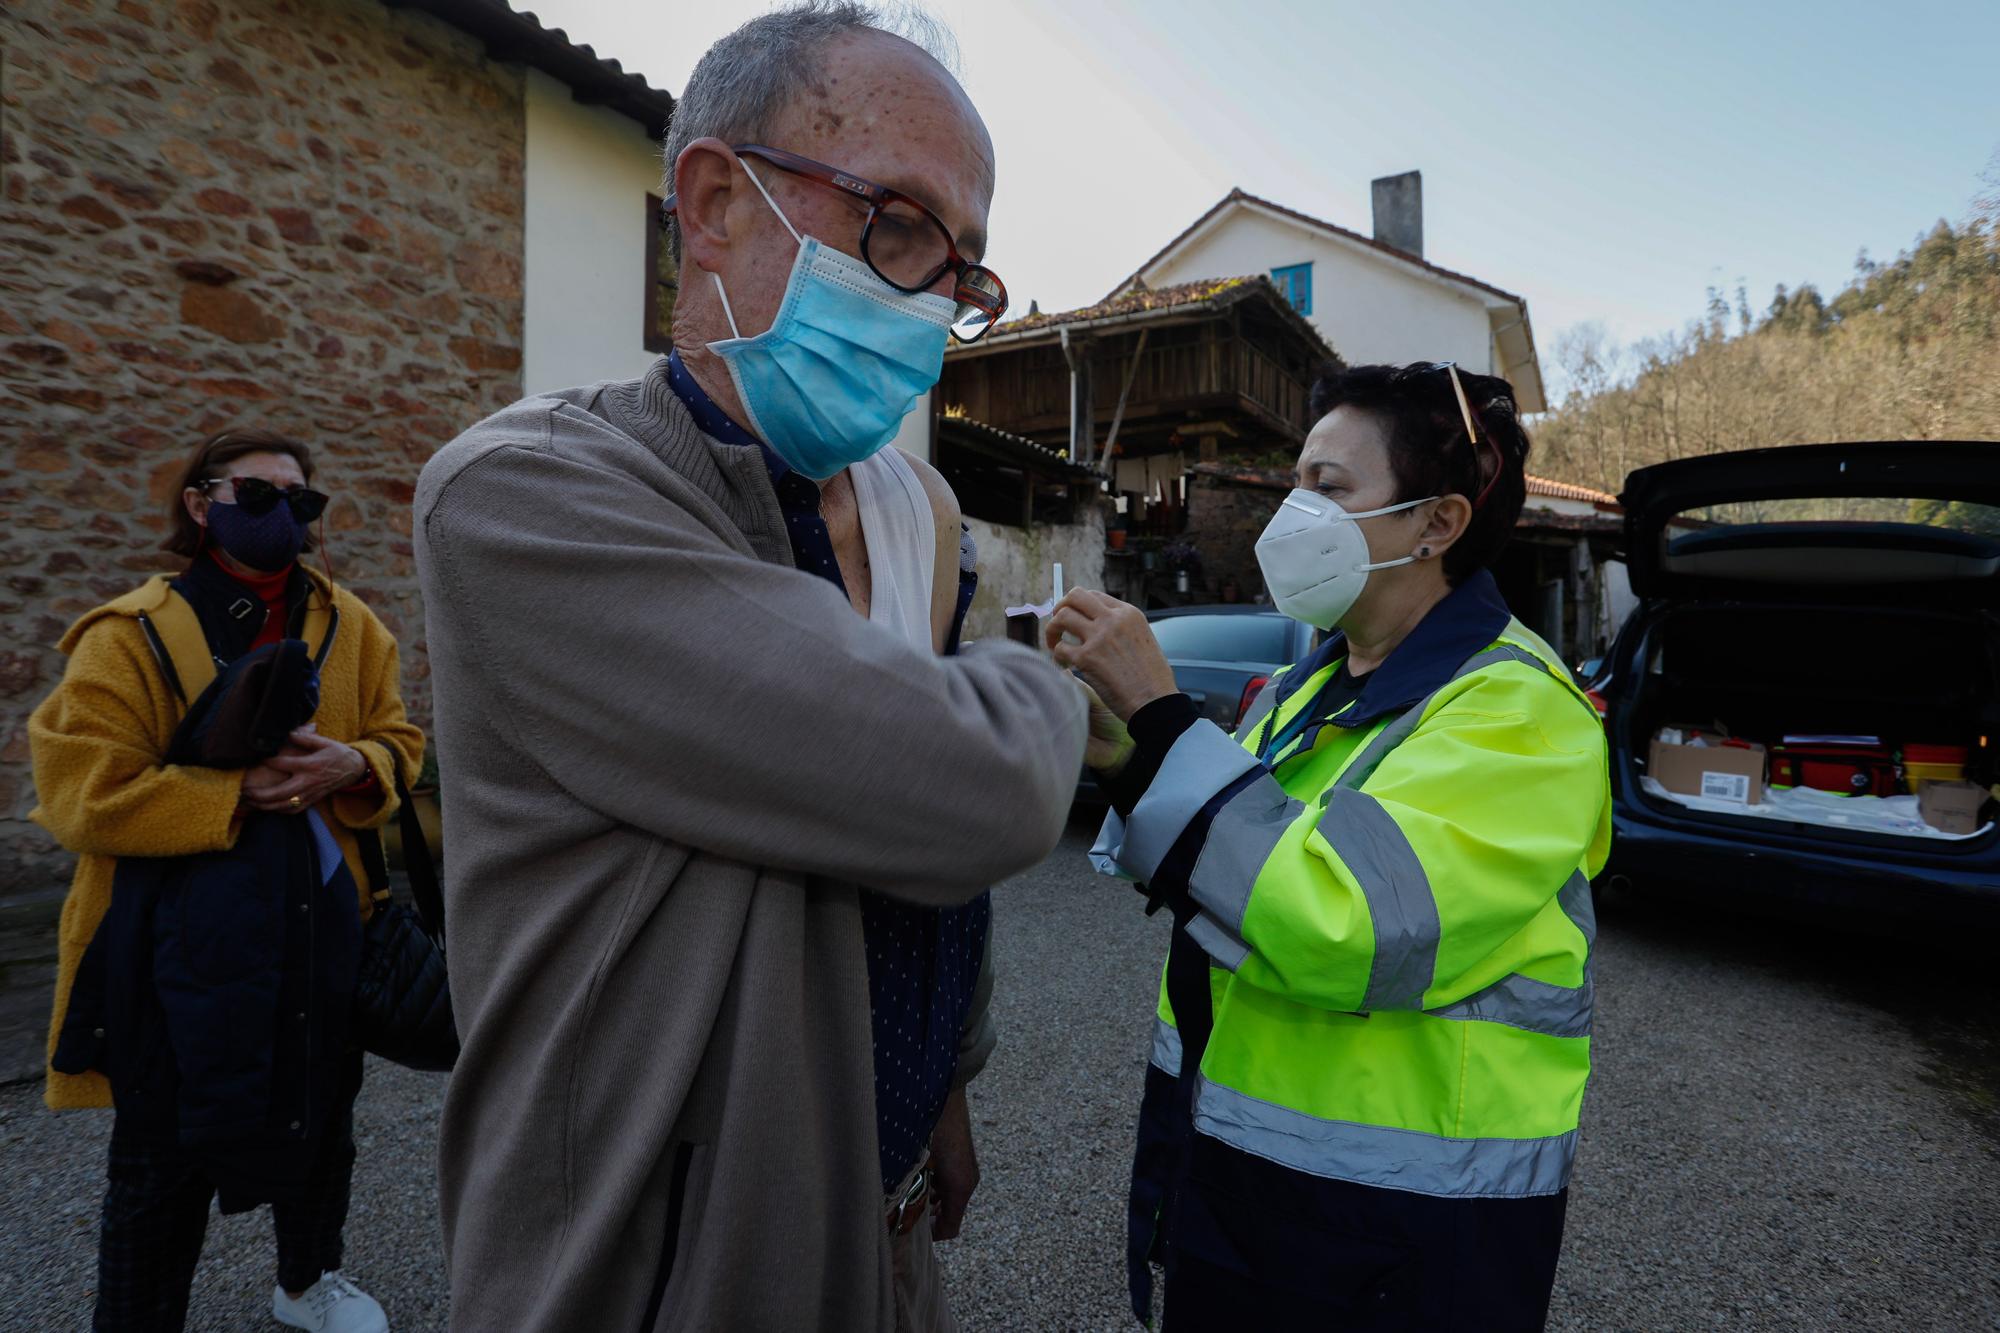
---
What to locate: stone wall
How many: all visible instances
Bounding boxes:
[962,506,1108,645]
[0,0,528,896]
[1184,473,1283,603]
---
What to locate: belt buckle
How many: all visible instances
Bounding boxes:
[887,1164,931,1234]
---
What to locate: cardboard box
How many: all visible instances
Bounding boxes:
[1918,781,1989,836]
[1648,727,1767,805]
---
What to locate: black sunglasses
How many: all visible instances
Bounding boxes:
[202,475,330,523]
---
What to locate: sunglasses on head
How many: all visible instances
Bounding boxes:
[1392,361,1510,510]
[202,475,330,523]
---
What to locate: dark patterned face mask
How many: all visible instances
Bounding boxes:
[206,491,308,572]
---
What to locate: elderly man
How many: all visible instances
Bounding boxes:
[413,6,1085,1331]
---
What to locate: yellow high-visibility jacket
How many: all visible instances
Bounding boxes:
[1098,586,1611,1198]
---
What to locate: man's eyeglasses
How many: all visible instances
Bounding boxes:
[201,476,330,523]
[1392,361,1508,510]
[665,144,1008,344]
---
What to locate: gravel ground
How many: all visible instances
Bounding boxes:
[3,819,1997,1330]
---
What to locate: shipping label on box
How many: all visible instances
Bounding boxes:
[1700,770,1753,804]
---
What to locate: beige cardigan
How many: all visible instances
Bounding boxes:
[415,358,1086,1332]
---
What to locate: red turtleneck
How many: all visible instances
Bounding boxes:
[214,552,293,650]
[211,554,377,794]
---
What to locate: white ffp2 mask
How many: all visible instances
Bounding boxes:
[1253,489,1436,630]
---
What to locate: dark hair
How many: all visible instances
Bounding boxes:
[163,429,318,558]
[1307,362,1530,584]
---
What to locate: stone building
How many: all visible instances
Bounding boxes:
[0,0,673,1073]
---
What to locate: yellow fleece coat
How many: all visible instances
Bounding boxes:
[31,569,425,1110]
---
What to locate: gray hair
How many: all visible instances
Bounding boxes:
[663,1,961,264]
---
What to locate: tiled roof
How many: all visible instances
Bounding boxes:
[1115,188,1527,309]
[1002,276,1260,334]
[938,414,1098,477]
[385,0,676,137]
[974,275,1337,365]
[1526,476,1619,506]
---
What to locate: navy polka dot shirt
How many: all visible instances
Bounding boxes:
[667,354,992,1194]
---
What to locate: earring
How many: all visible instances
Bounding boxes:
[1419,545,1433,558]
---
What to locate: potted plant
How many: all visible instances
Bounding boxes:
[1163,540,1203,579]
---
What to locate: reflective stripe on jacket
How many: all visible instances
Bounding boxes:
[1098,579,1612,1201]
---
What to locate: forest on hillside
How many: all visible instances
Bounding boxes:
[1531,182,2000,504]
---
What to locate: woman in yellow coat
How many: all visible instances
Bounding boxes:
[31,429,423,1333]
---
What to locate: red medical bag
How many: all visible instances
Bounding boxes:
[1768,743,1899,797]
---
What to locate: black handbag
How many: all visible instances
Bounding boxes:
[353,774,458,1071]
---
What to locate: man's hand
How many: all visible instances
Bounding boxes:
[1078,679,1135,775]
[1045,590,1178,722]
[241,726,369,813]
[927,1085,980,1242]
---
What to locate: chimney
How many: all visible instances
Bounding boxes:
[1371,171,1423,258]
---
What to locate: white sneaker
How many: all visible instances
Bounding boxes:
[272,1270,389,1333]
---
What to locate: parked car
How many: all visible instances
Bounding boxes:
[1596,440,2000,925]
[1074,605,1315,806]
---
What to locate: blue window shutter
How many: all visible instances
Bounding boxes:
[1270,262,1313,316]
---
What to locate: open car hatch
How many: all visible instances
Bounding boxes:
[1620,441,2000,605]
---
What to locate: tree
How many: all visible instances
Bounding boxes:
[1533,187,2000,491]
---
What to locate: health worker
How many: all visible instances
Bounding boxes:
[1049,361,1613,1331]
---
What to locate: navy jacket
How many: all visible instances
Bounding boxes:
[53,644,363,1210]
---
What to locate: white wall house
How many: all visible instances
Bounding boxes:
[1123,177,1547,412]
[522,69,672,395]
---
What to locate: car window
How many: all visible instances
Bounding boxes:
[1149,614,1293,664]
[1660,497,2000,585]
[1675,496,2000,533]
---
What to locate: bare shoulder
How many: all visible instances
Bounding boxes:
[900,449,962,532]
[900,450,964,651]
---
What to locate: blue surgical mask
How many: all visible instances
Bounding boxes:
[705,161,955,481]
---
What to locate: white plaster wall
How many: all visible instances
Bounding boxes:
[1601,559,1638,646]
[893,388,934,463]
[523,69,665,395]
[1146,210,1495,372]
[961,507,1107,644]
[1522,494,1602,520]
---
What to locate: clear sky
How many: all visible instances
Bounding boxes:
[524,0,1998,396]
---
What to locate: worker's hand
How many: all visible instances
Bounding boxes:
[241,726,368,813]
[1077,679,1135,776]
[1045,590,1178,722]
[927,1085,980,1242]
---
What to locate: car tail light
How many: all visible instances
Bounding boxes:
[1585,688,1610,722]
[1235,675,1270,729]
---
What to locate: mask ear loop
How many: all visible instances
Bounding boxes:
[709,158,806,342]
[191,481,215,564]
[738,160,803,246]
[315,516,333,589]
